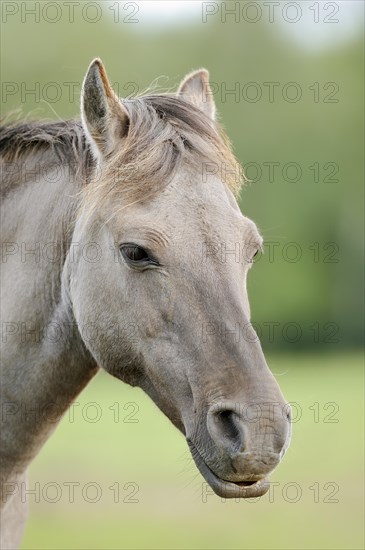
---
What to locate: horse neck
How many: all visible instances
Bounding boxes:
[0,148,98,487]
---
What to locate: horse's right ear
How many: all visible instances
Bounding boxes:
[81,59,129,160]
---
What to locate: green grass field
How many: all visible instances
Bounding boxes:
[21,353,364,550]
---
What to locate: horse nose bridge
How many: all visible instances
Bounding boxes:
[200,323,269,381]
[199,283,254,344]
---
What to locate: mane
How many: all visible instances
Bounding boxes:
[0,94,244,207]
[0,119,93,197]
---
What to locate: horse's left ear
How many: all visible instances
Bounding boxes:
[177,69,216,120]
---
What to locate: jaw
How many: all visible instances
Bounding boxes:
[187,440,270,499]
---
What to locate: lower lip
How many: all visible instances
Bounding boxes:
[188,441,270,499]
[210,473,270,499]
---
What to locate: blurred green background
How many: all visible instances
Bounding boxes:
[1,1,363,549]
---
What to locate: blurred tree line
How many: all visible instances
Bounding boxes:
[1,1,363,350]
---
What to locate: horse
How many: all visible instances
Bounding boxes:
[0,59,291,548]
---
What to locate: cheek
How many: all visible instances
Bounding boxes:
[130,279,176,338]
[69,262,143,377]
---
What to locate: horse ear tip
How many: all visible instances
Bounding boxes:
[85,59,111,91]
[195,67,209,76]
[187,68,210,86]
[87,58,104,73]
[190,68,209,78]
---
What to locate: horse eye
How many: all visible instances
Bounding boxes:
[120,244,158,266]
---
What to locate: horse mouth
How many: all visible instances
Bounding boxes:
[187,440,270,499]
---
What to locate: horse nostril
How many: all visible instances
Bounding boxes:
[218,410,241,441]
[207,405,246,455]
